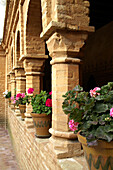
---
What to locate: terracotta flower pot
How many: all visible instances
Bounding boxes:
[77,132,113,170]
[30,113,51,138]
[19,104,26,121]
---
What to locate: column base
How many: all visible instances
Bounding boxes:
[49,128,83,159]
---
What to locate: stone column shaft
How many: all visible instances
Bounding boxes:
[15,68,26,94]
[10,71,16,97]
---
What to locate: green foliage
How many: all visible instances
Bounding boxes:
[62,82,113,146]
[31,90,52,115]
[3,90,11,98]
[6,91,11,98]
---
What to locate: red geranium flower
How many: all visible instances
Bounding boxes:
[28,88,34,94]
[16,93,22,98]
[45,98,52,107]
[49,91,52,95]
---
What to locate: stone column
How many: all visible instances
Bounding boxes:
[7,74,11,92]
[15,67,26,94]
[46,31,89,158]
[23,57,47,128]
[9,71,16,109]
[10,71,16,98]
[14,67,26,115]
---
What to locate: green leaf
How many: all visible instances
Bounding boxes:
[93,103,108,113]
[73,85,83,92]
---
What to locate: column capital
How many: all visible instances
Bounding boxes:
[23,58,47,73]
[14,67,25,78]
[46,31,89,59]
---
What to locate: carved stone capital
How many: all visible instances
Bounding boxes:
[23,58,46,73]
[9,71,15,80]
[14,68,25,78]
[47,31,88,59]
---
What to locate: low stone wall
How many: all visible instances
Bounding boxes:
[8,107,88,170]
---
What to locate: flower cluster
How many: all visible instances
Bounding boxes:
[11,88,34,106]
[69,120,79,131]
[62,82,113,146]
[90,87,100,97]
[3,90,11,99]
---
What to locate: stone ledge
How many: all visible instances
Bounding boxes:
[58,157,88,170]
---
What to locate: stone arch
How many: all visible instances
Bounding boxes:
[25,0,45,55]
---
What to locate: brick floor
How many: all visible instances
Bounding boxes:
[0,127,20,170]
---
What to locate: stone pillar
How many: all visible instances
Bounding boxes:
[7,74,11,92]
[23,57,47,128]
[10,71,16,98]
[15,68,26,94]
[46,31,89,158]
[9,71,16,109]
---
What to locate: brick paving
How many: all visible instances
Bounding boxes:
[0,127,20,170]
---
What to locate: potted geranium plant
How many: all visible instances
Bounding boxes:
[3,90,11,106]
[62,82,113,170]
[11,89,33,120]
[31,90,52,138]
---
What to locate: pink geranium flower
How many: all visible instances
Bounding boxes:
[110,108,113,117]
[16,97,19,100]
[49,91,52,95]
[28,88,34,94]
[13,100,16,104]
[11,96,14,100]
[69,119,79,131]
[21,93,25,98]
[90,87,101,97]
[45,98,52,107]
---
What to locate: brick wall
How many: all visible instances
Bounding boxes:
[0,45,6,127]
[8,108,88,170]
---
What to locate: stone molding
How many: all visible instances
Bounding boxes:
[25,72,44,76]
[19,54,48,61]
[49,128,77,139]
[50,57,82,65]
[15,77,26,80]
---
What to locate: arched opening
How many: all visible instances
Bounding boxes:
[43,42,52,93]
[26,0,45,55]
[82,0,113,91]
[16,30,22,67]
[26,0,52,92]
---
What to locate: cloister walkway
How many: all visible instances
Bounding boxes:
[0,126,20,170]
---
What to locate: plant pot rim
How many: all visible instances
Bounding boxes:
[77,131,113,148]
[30,112,50,117]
